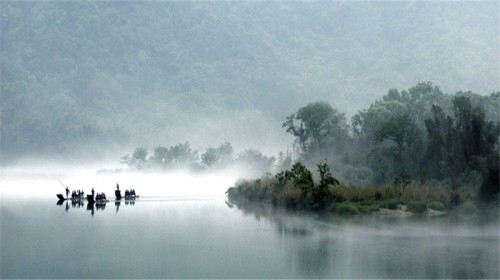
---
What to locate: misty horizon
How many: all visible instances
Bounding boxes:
[1,1,499,163]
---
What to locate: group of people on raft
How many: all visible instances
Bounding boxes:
[61,183,137,203]
[68,189,85,200]
[115,184,137,200]
[95,191,107,201]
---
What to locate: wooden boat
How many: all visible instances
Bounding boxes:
[57,194,85,201]
[56,193,135,202]
[95,199,109,205]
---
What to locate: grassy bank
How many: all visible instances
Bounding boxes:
[226,162,492,216]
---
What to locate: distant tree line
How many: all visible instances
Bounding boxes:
[122,142,291,176]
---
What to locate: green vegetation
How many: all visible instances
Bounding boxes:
[226,161,481,214]
[282,85,499,202]
[334,202,360,215]
[407,201,427,214]
[233,84,500,215]
[125,84,499,203]
[428,201,445,211]
[227,155,498,215]
[379,199,400,210]
[458,201,478,215]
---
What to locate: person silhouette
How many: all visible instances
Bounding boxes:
[115,183,122,200]
[65,187,69,199]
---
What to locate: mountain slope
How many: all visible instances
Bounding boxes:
[1,1,498,159]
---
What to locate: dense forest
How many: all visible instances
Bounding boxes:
[286,83,499,188]
[227,83,499,213]
[125,82,499,191]
[1,2,498,161]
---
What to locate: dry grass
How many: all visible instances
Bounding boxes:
[228,176,473,213]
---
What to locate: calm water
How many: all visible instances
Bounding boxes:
[1,168,499,278]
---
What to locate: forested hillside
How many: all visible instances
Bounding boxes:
[1,1,498,161]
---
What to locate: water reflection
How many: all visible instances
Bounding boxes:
[1,196,498,278]
[56,198,136,216]
[226,200,499,278]
[227,200,333,277]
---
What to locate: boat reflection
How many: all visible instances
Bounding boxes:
[57,198,136,216]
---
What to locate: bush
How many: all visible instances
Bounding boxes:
[407,201,427,213]
[335,202,360,214]
[380,199,400,209]
[459,201,477,214]
[329,186,348,202]
[358,204,379,213]
[277,182,303,209]
[428,201,445,211]
[450,190,464,206]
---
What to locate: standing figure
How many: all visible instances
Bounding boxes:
[65,187,69,199]
[115,183,122,200]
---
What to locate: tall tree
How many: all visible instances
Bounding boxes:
[282,101,349,158]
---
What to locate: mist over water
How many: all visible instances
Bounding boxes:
[1,1,499,278]
[0,163,236,199]
[1,165,499,278]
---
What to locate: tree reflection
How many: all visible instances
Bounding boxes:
[226,199,333,277]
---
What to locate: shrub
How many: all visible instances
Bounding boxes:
[380,199,400,209]
[450,190,464,206]
[359,204,379,213]
[329,186,347,202]
[277,182,303,209]
[335,202,360,214]
[226,187,238,200]
[407,201,427,213]
[459,200,477,214]
[428,201,445,211]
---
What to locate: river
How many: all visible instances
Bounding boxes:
[1,166,498,278]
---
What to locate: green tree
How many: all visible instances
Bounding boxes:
[236,149,275,174]
[132,147,148,161]
[317,161,340,188]
[124,147,148,169]
[453,96,499,168]
[151,146,169,165]
[283,101,349,158]
[479,152,499,201]
[423,104,461,180]
[353,100,423,182]
[164,142,199,167]
[201,142,234,168]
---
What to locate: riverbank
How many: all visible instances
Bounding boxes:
[226,162,498,218]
